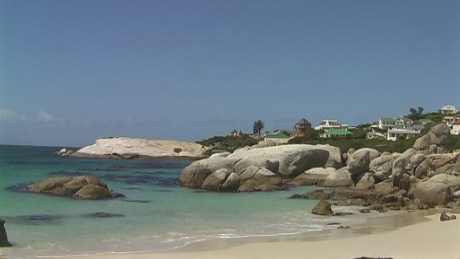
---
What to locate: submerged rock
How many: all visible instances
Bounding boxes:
[83,212,124,218]
[27,175,122,200]
[12,215,66,225]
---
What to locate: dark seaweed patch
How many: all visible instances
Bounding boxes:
[122,200,151,203]
[4,215,66,225]
[102,173,179,187]
[123,187,144,190]
[5,183,29,193]
[82,212,124,218]
[48,170,86,176]
[151,189,174,193]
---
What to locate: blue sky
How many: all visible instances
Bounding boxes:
[1,0,459,147]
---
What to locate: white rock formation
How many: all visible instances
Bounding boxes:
[71,137,209,159]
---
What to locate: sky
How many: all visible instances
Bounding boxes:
[0,0,459,147]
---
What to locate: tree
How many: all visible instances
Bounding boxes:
[253,120,265,135]
[408,107,424,121]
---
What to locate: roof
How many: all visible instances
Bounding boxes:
[319,119,341,126]
[264,131,291,139]
[380,117,396,124]
[418,119,433,124]
[296,118,311,125]
[442,105,457,110]
[324,129,353,135]
[388,128,420,134]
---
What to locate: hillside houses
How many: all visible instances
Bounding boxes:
[257,105,459,145]
[370,116,427,141]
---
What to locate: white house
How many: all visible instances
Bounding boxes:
[441,105,458,115]
[314,119,348,130]
[387,128,420,141]
[377,117,396,130]
[449,116,460,135]
[377,116,412,130]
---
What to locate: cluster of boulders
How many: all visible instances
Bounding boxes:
[27,175,123,200]
[180,123,460,211]
[440,211,457,221]
[180,144,342,192]
[291,124,460,210]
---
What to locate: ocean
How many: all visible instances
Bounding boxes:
[0,145,369,258]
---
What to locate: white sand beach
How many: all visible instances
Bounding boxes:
[51,212,460,259]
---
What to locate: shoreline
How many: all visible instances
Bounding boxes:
[43,209,460,259]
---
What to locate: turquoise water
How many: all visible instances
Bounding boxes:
[0,145,357,258]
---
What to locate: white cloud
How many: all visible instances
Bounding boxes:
[37,110,54,122]
[0,108,27,122]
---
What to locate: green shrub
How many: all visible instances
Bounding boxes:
[197,134,259,152]
[288,137,416,154]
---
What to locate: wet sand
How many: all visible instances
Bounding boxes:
[49,210,460,259]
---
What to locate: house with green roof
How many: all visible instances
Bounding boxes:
[377,116,412,130]
[319,128,353,139]
[263,131,291,144]
[377,117,396,130]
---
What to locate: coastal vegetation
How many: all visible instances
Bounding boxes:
[197,126,423,154]
[253,120,265,136]
[288,132,418,154]
[196,134,259,152]
[197,108,459,154]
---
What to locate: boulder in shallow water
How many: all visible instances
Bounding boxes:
[0,219,11,247]
[27,175,121,200]
[312,199,333,216]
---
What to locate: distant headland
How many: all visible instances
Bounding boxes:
[56,137,210,160]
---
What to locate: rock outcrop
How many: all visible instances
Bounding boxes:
[412,174,460,207]
[54,148,74,157]
[69,137,210,159]
[413,123,451,153]
[290,167,336,186]
[312,199,333,216]
[346,148,380,179]
[369,152,399,182]
[180,144,342,192]
[323,168,354,187]
[179,123,460,210]
[27,176,122,200]
[290,123,460,211]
